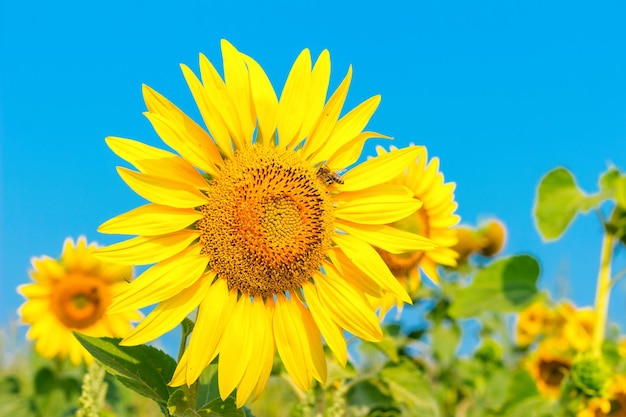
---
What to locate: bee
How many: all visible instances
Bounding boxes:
[316,164,344,185]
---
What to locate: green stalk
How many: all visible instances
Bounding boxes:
[591,212,617,355]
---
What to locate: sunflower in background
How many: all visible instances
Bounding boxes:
[95,40,435,407]
[527,339,574,399]
[17,237,142,365]
[374,146,460,313]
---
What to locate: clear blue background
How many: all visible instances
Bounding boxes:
[2,0,625,354]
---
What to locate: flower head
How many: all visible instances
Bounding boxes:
[527,339,573,399]
[374,146,459,311]
[97,40,434,406]
[516,300,556,346]
[17,237,142,365]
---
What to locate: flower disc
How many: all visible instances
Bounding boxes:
[199,145,333,297]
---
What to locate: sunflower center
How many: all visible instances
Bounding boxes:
[199,145,334,297]
[377,209,430,275]
[51,274,111,329]
[539,358,570,388]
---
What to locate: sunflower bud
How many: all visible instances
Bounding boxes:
[477,218,507,257]
[570,353,611,397]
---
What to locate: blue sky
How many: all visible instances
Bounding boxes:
[2,0,626,353]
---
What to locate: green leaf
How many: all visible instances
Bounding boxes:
[449,255,539,318]
[380,360,440,417]
[74,333,176,406]
[196,397,252,417]
[533,167,588,240]
[431,323,460,367]
[502,396,554,417]
[34,368,55,395]
[168,386,198,417]
[599,167,621,192]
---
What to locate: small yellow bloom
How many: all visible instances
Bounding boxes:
[375,146,459,312]
[527,340,573,399]
[451,218,507,264]
[516,301,556,346]
[97,40,435,407]
[555,302,595,353]
[17,237,142,365]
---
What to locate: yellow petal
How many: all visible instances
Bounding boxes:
[141,86,223,175]
[221,40,255,148]
[218,296,254,400]
[19,299,49,322]
[116,167,208,208]
[251,298,276,401]
[236,298,275,407]
[109,246,207,313]
[334,185,422,225]
[313,95,381,163]
[303,66,352,160]
[273,295,313,390]
[169,348,190,386]
[198,53,243,152]
[241,52,278,144]
[29,256,65,282]
[336,220,435,253]
[297,50,331,146]
[94,230,199,266]
[99,204,202,236]
[340,146,426,192]
[106,137,211,191]
[332,233,411,303]
[121,272,214,345]
[326,250,380,297]
[302,281,347,366]
[277,49,311,148]
[180,62,233,157]
[314,268,382,342]
[186,279,236,384]
[17,283,51,298]
[326,131,391,171]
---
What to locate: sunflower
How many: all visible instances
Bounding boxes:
[96,40,435,407]
[516,300,556,347]
[374,146,459,310]
[527,339,573,399]
[17,237,142,365]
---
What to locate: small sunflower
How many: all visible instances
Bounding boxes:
[516,300,556,347]
[527,340,573,399]
[374,146,459,310]
[17,237,142,365]
[96,40,435,406]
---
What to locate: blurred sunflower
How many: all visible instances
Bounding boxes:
[527,340,573,399]
[516,300,556,346]
[374,146,459,311]
[577,375,626,417]
[96,40,435,407]
[17,237,142,365]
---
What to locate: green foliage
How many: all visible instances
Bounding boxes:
[74,333,176,408]
[449,255,540,318]
[534,167,590,241]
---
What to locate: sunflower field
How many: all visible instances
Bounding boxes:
[2,41,626,417]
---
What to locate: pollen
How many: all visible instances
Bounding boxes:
[198,145,334,297]
[51,274,111,329]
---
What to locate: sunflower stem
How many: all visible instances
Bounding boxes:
[177,318,195,362]
[591,210,617,356]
